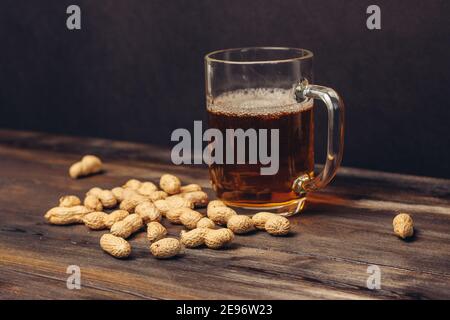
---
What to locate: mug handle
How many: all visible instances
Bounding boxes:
[292,79,345,196]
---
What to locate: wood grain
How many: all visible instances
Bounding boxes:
[0,129,449,300]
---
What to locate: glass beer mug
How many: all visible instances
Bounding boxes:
[205,47,344,215]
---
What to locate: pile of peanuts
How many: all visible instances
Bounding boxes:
[46,155,416,260]
[45,172,290,259]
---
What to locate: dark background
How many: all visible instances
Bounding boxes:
[0,0,449,178]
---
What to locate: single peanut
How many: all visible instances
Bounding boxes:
[69,155,102,179]
[393,213,414,239]
[166,207,196,224]
[120,188,140,202]
[154,199,170,216]
[111,187,125,202]
[159,174,181,195]
[137,182,158,196]
[135,201,161,223]
[179,209,204,229]
[166,195,194,209]
[207,200,227,211]
[97,189,117,208]
[86,187,103,197]
[59,195,81,207]
[147,221,167,242]
[180,184,202,193]
[84,194,103,211]
[197,217,216,229]
[119,194,148,212]
[104,210,129,228]
[123,179,142,190]
[100,234,131,259]
[207,206,237,225]
[155,196,193,216]
[110,214,143,238]
[227,215,255,234]
[86,188,117,208]
[147,190,168,202]
[44,205,91,225]
[204,228,234,249]
[181,191,209,208]
[265,216,290,236]
[83,211,108,230]
[180,228,208,248]
[150,238,182,259]
[252,212,277,230]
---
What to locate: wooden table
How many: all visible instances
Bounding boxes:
[0,129,449,300]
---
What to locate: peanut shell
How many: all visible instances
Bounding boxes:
[252,212,277,230]
[110,214,143,238]
[138,182,158,196]
[159,174,181,195]
[150,238,182,259]
[123,179,142,190]
[59,195,81,208]
[44,205,91,225]
[180,184,202,193]
[104,210,129,228]
[265,216,290,236]
[204,228,234,249]
[83,211,108,230]
[135,201,161,223]
[227,215,255,234]
[84,195,103,211]
[100,234,131,258]
[393,213,414,239]
[179,209,203,229]
[207,206,237,225]
[147,221,167,242]
[181,191,209,207]
[180,228,208,248]
[197,217,216,229]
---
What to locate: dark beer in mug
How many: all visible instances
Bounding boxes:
[207,88,314,208]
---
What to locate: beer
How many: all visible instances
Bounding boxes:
[207,88,314,208]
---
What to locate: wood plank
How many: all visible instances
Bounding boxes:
[0,129,449,299]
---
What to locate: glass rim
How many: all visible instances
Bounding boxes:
[205,47,313,65]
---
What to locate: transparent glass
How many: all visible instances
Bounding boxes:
[205,47,344,215]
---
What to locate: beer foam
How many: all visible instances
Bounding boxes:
[207,88,312,116]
